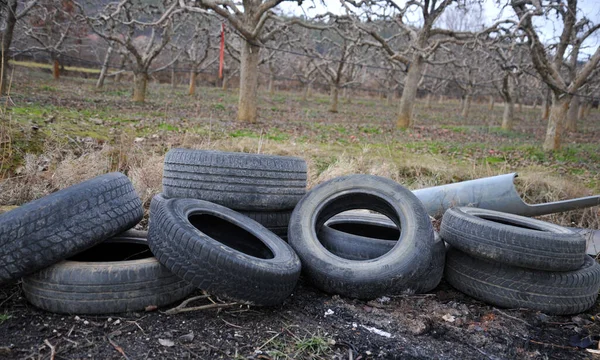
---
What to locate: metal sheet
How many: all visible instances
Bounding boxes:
[412,173,600,217]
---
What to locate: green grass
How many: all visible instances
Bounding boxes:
[158,123,179,132]
[0,313,11,324]
[230,129,259,138]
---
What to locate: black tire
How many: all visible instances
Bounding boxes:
[162,149,307,211]
[319,213,445,293]
[440,207,586,271]
[22,230,195,314]
[148,198,301,306]
[445,247,600,315]
[241,210,292,240]
[288,175,436,299]
[0,172,143,284]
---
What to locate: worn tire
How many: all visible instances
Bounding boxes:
[0,172,143,284]
[22,230,195,314]
[445,247,600,315]
[288,175,436,299]
[241,210,292,240]
[148,198,301,306]
[162,149,307,211]
[319,213,445,293]
[440,207,586,271]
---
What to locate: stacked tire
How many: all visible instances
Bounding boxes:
[0,173,194,314]
[148,149,305,306]
[161,149,308,239]
[441,207,600,315]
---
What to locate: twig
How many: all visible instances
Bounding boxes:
[167,295,210,311]
[44,339,56,360]
[221,318,246,329]
[256,331,282,351]
[529,339,577,350]
[165,302,238,315]
[107,332,129,360]
[493,309,533,327]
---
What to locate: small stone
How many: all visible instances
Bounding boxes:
[442,314,456,323]
[158,339,175,347]
[83,321,89,325]
[74,316,81,321]
[134,137,145,142]
[324,309,334,317]
[113,319,121,325]
[179,332,194,343]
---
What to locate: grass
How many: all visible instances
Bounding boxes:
[10,60,102,74]
[0,313,10,324]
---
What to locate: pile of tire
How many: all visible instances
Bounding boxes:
[149,149,445,305]
[440,207,600,315]
[0,173,195,314]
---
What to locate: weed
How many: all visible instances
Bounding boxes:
[213,103,226,111]
[294,335,331,356]
[158,123,179,132]
[0,313,11,323]
[230,129,259,138]
[40,85,57,92]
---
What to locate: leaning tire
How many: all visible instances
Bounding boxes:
[445,247,600,315]
[22,230,195,314]
[0,172,143,284]
[288,175,436,299]
[241,210,292,240]
[162,149,307,211]
[148,198,301,306]
[440,207,586,271]
[319,213,445,293]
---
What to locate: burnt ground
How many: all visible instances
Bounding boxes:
[1,277,599,360]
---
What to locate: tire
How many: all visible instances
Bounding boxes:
[440,207,586,271]
[445,247,600,315]
[288,175,436,299]
[319,213,445,293]
[0,172,143,284]
[22,230,195,314]
[148,198,301,306]
[162,149,307,211]
[241,210,292,240]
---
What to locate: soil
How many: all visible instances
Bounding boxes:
[1,276,599,359]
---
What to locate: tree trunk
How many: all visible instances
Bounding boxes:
[343,87,351,104]
[52,59,60,80]
[578,101,586,120]
[114,55,126,83]
[301,83,309,102]
[541,98,550,120]
[171,61,177,88]
[96,44,114,89]
[397,55,424,128]
[132,72,148,103]
[438,95,444,103]
[565,96,579,132]
[488,96,495,110]
[268,73,274,95]
[329,86,339,113]
[461,94,472,118]
[532,99,538,111]
[238,40,260,123]
[386,91,393,106]
[501,98,514,130]
[188,69,197,95]
[426,94,432,108]
[1,0,18,95]
[518,101,523,112]
[543,95,570,151]
[222,75,228,90]
[307,82,313,98]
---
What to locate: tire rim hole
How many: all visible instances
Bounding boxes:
[329,220,400,240]
[478,215,544,231]
[68,242,153,262]
[189,214,275,259]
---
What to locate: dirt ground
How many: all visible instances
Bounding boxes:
[2,69,600,359]
[1,274,599,359]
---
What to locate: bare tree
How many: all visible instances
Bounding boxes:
[511,0,600,150]
[308,28,366,113]
[179,0,304,123]
[78,0,182,102]
[1,0,37,94]
[16,0,83,80]
[184,18,217,96]
[342,0,476,128]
